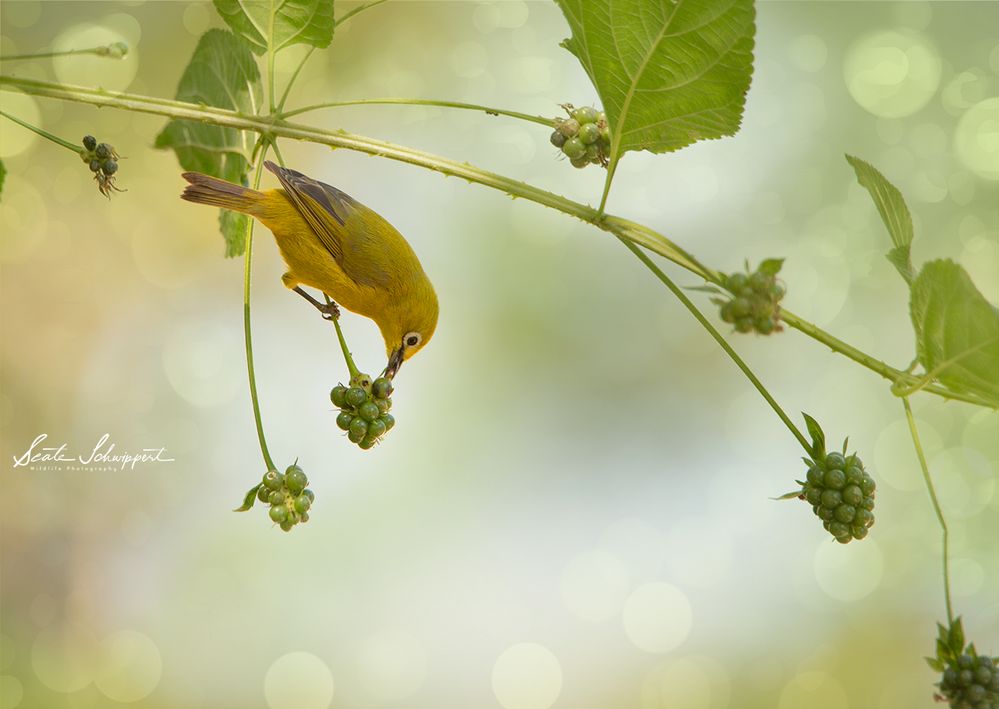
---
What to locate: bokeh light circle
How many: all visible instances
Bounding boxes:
[789,34,827,73]
[844,31,941,117]
[31,624,99,693]
[813,539,884,602]
[641,656,730,709]
[779,671,849,709]
[356,631,427,705]
[874,416,942,492]
[954,98,999,180]
[621,582,693,653]
[560,550,631,622]
[52,19,139,91]
[491,643,562,709]
[94,630,162,702]
[264,652,334,709]
[0,91,42,158]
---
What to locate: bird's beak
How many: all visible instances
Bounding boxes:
[386,346,405,379]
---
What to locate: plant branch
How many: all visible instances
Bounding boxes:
[276,46,315,113]
[0,74,986,409]
[621,238,812,453]
[0,42,128,61]
[244,144,277,472]
[282,97,556,127]
[902,396,953,625]
[0,109,81,152]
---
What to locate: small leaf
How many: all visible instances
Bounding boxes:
[925,657,946,672]
[554,0,755,166]
[910,260,999,407]
[846,154,914,283]
[155,29,261,257]
[949,617,965,654]
[937,638,953,663]
[213,0,334,55]
[801,412,825,459]
[235,483,262,511]
[757,258,784,277]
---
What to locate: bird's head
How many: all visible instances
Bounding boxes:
[380,284,439,379]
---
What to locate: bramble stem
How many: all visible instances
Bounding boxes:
[0,42,127,61]
[244,145,277,472]
[0,74,987,409]
[621,238,812,453]
[902,396,953,625]
[282,97,556,127]
[0,109,81,152]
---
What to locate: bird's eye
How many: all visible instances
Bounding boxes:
[404,332,422,348]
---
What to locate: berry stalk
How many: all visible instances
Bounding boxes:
[330,309,362,381]
[0,109,81,152]
[0,42,128,61]
[281,97,555,127]
[903,396,953,624]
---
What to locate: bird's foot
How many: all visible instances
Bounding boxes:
[293,286,340,321]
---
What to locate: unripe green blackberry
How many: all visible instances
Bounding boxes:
[285,464,307,494]
[366,418,387,439]
[562,137,586,160]
[372,377,393,399]
[330,385,347,407]
[358,401,380,422]
[262,470,284,491]
[712,259,786,335]
[345,386,367,407]
[572,106,599,123]
[333,371,395,449]
[550,130,566,148]
[578,122,600,145]
[799,448,876,543]
[938,653,998,708]
[557,118,580,137]
[336,411,354,431]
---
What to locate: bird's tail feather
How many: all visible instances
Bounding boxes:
[181,172,262,214]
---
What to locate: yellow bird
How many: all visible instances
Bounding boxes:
[180,162,438,377]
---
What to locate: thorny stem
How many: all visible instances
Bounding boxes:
[0,74,989,409]
[902,397,954,625]
[282,97,556,127]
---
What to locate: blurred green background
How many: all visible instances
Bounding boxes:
[1,2,997,708]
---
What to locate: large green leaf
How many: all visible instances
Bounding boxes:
[846,154,914,283]
[212,0,334,55]
[155,29,261,257]
[910,260,999,407]
[554,0,755,163]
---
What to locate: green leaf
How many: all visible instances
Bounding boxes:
[910,260,999,407]
[219,209,250,259]
[758,258,784,277]
[213,0,334,55]
[948,617,965,655]
[845,154,915,284]
[801,413,825,459]
[554,0,755,165]
[0,159,5,199]
[155,29,261,257]
[235,483,262,511]
[925,657,945,672]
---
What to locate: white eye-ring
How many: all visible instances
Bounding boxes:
[404,332,422,348]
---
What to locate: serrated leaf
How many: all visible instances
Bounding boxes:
[155,29,261,257]
[910,260,999,407]
[235,483,262,511]
[845,154,915,284]
[758,258,784,277]
[554,0,755,166]
[213,0,334,55]
[801,413,825,459]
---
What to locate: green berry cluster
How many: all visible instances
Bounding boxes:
[930,620,999,709]
[938,654,999,708]
[550,105,610,169]
[715,259,786,335]
[254,463,314,531]
[800,449,876,543]
[331,372,395,450]
[80,135,123,198]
